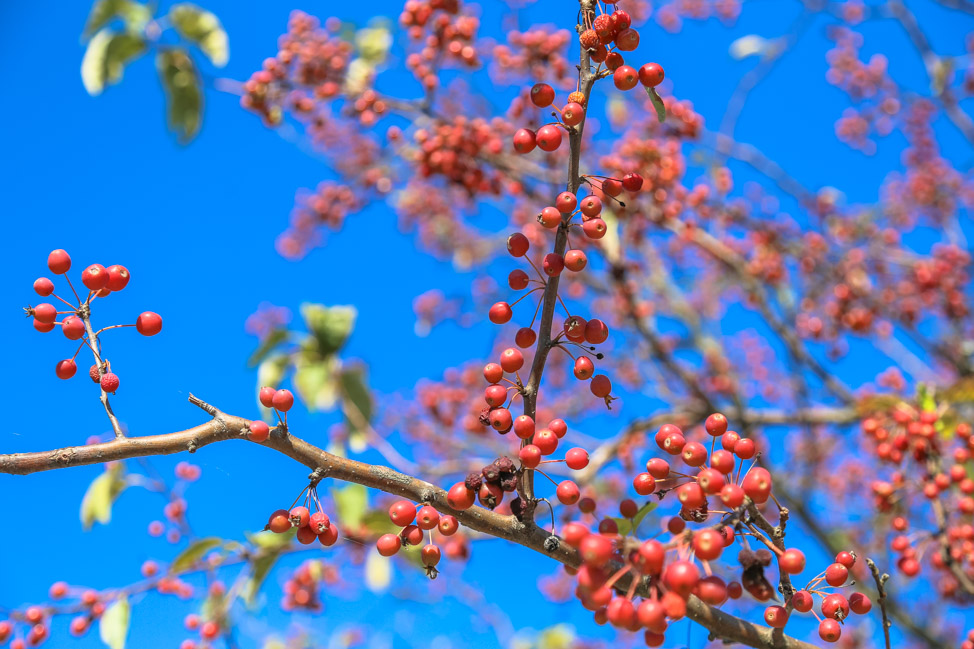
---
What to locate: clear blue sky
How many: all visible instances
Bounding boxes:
[1,1,971,648]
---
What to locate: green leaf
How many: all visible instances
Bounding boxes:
[537,625,575,649]
[82,30,146,95]
[613,501,657,536]
[83,0,151,39]
[360,510,400,536]
[364,548,391,593]
[244,551,281,606]
[301,304,356,356]
[340,366,373,429]
[156,48,203,144]
[646,87,666,123]
[169,4,229,67]
[246,528,295,549]
[293,355,339,411]
[170,537,223,573]
[248,328,289,367]
[80,464,127,530]
[98,596,130,649]
[332,483,367,530]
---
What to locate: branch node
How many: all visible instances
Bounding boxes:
[188,394,219,417]
[308,467,325,485]
[187,440,198,454]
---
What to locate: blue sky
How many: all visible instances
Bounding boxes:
[1,1,972,648]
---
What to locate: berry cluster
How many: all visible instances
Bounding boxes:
[26,249,161,390]
[265,483,339,547]
[256,385,296,434]
[400,0,479,88]
[375,499,459,578]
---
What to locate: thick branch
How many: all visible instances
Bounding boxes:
[0,396,817,649]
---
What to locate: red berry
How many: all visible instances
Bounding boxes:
[507,233,530,257]
[513,414,535,439]
[564,249,587,272]
[500,348,523,372]
[438,515,459,536]
[613,65,639,90]
[296,524,318,544]
[484,384,508,407]
[791,590,813,612]
[136,312,163,336]
[105,265,130,291]
[696,468,725,494]
[849,592,872,614]
[579,532,614,567]
[543,253,564,276]
[822,593,850,619]
[639,62,665,87]
[549,418,568,437]
[33,278,54,296]
[33,303,57,323]
[289,506,310,527]
[633,472,655,495]
[646,457,670,479]
[742,467,772,503]
[488,302,512,324]
[508,269,530,290]
[735,438,756,459]
[621,172,643,192]
[590,374,612,397]
[534,428,559,454]
[258,386,276,408]
[663,560,700,598]
[764,605,788,628]
[483,362,504,384]
[447,482,475,510]
[519,444,541,468]
[580,195,602,217]
[81,264,109,291]
[47,249,71,274]
[55,360,77,379]
[604,51,624,71]
[389,500,416,526]
[705,413,728,436]
[249,420,270,442]
[677,482,705,509]
[601,178,623,196]
[825,562,848,586]
[421,543,441,567]
[536,124,563,152]
[614,28,639,51]
[513,128,536,153]
[818,618,841,643]
[377,534,401,556]
[100,372,120,393]
[69,617,89,636]
[720,483,745,508]
[200,621,219,640]
[565,447,589,470]
[556,480,580,505]
[62,315,86,340]
[416,505,440,530]
[780,548,805,574]
[681,441,708,467]
[835,550,856,568]
[530,83,555,108]
[489,407,513,432]
[562,102,585,126]
[267,509,291,533]
[582,218,607,239]
[272,389,294,412]
[574,356,594,380]
[555,191,577,212]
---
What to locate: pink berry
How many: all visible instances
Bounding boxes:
[258,386,276,408]
[62,315,86,340]
[33,278,54,296]
[100,372,120,393]
[48,249,71,274]
[272,389,294,411]
[249,420,270,442]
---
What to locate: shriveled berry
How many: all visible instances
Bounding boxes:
[100,372,120,393]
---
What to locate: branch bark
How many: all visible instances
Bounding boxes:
[0,395,818,649]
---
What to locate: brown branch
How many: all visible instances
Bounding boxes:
[80,304,125,439]
[0,394,818,649]
[866,557,892,649]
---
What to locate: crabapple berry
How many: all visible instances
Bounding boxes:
[422,544,441,567]
[549,418,568,437]
[565,447,589,469]
[590,374,611,397]
[543,253,565,276]
[780,548,805,574]
[720,483,745,508]
[705,413,728,436]
[447,482,475,510]
[791,590,814,612]
[539,206,562,228]
[33,278,54,296]
[534,427,559,454]
[614,29,639,51]
[389,500,416,527]
[677,482,705,509]
[376,534,401,556]
[136,312,163,336]
[835,551,856,568]
[601,178,623,196]
[62,315,86,340]
[734,438,756,459]
[764,606,788,628]
[646,457,670,479]
[81,264,109,290]
[489,302,512,324]
[555,191,577,212]
[249,420,270,442]
[272,389,294,412]
[483,362,504,384]
[500,348,523,372]
[105,265,130,291]
[819,618,841,642]
[849,592,872,614]
[33,303,57,323]
[416,505,440,530]
[564,249,587,272]
[507,233,529,257]
[681,441,708,467]
[579,195,602,217]
[258,386,276,408]
[530,83,555,108]
[48,249,71,274]
[489,407,513,432]
[574,356,594,380]
[639,63,665,87]
[696,468,725,493]
[484,384,508,407]
[633,473,656,495]
[825,562,848,586]
[519,444,541,468]
[508,269,530,290]
[100,372,120,393]
[579,532,614,567]
[536,124,563,151]
[613,65,638,90]
[562,102,585,126]
[742,467,772,503]
[621,172,643,192]
[55,360,77,380]
[663,560,700,598]
[584,319,608,344]
[556,480,580,505]
[438,515,459,536]
[513,128,536,153]
[268,509,291,533]
[513,414,535,439]
[582,218,607,239]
